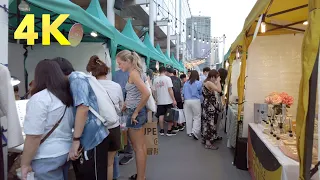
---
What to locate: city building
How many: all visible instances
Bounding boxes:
[186,16,211,69]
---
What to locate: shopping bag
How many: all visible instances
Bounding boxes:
[144,111,159,155]
[164,108,179,122]
[178,109,186,124]
[145,80,157,112]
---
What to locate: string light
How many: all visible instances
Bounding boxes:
[260,22,266,33]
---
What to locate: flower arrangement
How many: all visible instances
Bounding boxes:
[265,92,294,115]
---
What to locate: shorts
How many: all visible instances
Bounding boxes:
[156,104,173,118]
[107,126,121,151]
[177,101,183,109]
[126,107,147,129]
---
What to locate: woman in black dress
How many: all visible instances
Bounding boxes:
[201,70,222,150]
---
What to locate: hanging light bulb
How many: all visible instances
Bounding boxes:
[202,39,205,43]
[236,51,240,59]
[145,4,149,11]
[193,37,196,41]
[18,0,30,12]
[157,12,160,17]
[260,22,266,33]
[303,21,308,25]
[91,31,98,37]
[198,38,201,42]
[206,41,209,44]
[188,34,191,38]
[168,19,171,25]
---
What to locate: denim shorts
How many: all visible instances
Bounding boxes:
[126,107,147,129]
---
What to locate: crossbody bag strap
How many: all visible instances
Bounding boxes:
[40,106,67,145]
[106,90,115,106]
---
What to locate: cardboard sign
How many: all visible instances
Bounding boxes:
[144,111,159,155]
[144,121,159,155]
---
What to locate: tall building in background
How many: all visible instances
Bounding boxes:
[186,16,211,70]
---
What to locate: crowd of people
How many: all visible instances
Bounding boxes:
[15,49,227,180]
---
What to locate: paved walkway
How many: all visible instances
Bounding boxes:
[118,129,250,180]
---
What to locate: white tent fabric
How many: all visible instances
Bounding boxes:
[242,34,303,137]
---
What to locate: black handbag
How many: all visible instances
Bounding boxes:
[164,108,179,122]
[72,148,96,179]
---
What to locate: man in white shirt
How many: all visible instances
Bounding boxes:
[153,67,177,136]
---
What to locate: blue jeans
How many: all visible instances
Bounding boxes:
[126,107,147,129]
[31,154,70,180]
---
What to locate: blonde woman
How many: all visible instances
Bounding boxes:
[116,50,150,180]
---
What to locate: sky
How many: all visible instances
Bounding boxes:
[188,0,257,51]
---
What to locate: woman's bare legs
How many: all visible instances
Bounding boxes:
[107,151,117,180]
[128,128,147,180]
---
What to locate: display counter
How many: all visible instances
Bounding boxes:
[227,104,243,148]
[248,123,318,180]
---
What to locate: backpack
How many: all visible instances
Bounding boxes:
[80,72,118,127]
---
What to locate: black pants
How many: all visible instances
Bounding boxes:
[73,137,109,180]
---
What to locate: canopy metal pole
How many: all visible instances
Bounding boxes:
[222,35,226,67]
[149,0,155,45]
[107,0,115,26]
[0,0,8,65]
[191,18,195,59]
[303,47,319,180]
[167,24,171,57]
[317,47,320,180]
[176,33,179,60]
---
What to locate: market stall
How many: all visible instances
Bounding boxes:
[5,1,168,178]
[225,0,320,179]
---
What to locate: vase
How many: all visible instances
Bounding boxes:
[273,104,282,115]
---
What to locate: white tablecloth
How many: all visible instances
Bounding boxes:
[227,105,242,148]
[249,123,319,180]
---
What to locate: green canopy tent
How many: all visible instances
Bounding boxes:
[155,44,172,67]
[85,0,154,74]
[168,52,181,71]
[143,32,168,68]
[120,19,152,65]
[178,60,187,73]
[9,0,116,43]
[9,0,119,91]
[170,53,183,72]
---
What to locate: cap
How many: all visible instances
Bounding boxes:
[166,67,175,74]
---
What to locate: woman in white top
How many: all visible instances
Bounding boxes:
[21,60,74,180]
[87,55,123,180]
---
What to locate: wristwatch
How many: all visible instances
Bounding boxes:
[73,137,81,141]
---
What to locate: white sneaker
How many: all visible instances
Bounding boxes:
[192,133,199,140]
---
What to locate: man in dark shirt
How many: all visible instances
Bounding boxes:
[167,68,185,131]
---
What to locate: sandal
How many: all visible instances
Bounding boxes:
[129,174,146,180]
[204,145,219,150]
[215,136,223,140]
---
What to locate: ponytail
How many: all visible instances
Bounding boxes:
[116,50,143,73]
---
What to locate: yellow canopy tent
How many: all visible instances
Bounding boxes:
[226,0,320,179]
